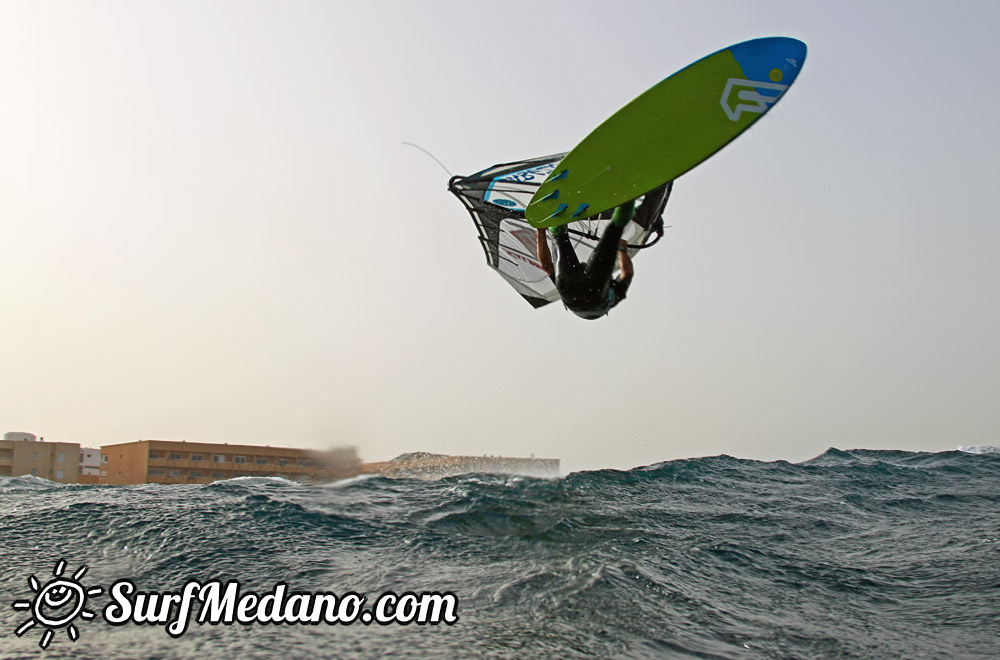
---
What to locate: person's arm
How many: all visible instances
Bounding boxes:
[536,228,555,277]
[616,240,634,289]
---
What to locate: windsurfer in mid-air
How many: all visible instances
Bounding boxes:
[535,200,637,320]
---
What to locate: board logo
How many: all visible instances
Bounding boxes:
[720,78,789,121]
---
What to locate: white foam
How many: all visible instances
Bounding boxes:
[957,445,1000,455]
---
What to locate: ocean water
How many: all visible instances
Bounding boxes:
[1,448,997,659]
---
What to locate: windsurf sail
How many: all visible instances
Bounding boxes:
[449,154,672,308]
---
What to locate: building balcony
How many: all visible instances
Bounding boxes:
[167,459,206,469]
[149,475,190,485]
[138,460,348,484]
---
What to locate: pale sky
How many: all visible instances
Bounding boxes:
[1,1,997,474]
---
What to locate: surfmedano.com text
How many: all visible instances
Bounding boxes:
[104,580,459,637]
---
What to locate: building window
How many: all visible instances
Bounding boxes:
[102,455,108,463]
[191,454,204,462]
[148,469,165,476]
[278,459,289,466]
[168,470,183,477]
[211,472,225,479]
[31,468,38,476]
[149,452,161,459]
[57,453,65,463]
[190,470,203,477]
[56,470,65,480]
[212,455,227,463]
[33,452,39,460]
[298,459,312,467]
[169,453,183,460]
[234,456,247,464]
[255,457,269,465]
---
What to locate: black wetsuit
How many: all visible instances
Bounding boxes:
[553,221,632,320]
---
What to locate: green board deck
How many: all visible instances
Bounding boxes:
[525,37,807,228]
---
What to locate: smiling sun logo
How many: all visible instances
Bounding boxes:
[12,559,103,649]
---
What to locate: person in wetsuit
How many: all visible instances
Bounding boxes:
[535,200,636,320]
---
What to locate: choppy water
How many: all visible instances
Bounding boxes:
[1,448,998,659]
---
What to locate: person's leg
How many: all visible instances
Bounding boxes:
[585,200,634,277]
[551,224,595,305]
[551,225,581,272]
[612,199,636,229]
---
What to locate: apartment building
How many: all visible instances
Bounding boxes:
[79,447,102,484]
[0,432,81,483]
[100,439,361,485]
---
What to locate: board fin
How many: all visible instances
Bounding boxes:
[545,203,569,221]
